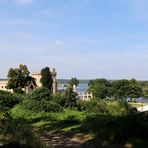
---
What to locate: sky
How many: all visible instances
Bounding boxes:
[0,0,148,80]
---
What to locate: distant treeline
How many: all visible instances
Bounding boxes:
[57,79,148,84]
[57,79,148,97]
[57,79,90,84]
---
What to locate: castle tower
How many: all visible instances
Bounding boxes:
[32,68,57,93]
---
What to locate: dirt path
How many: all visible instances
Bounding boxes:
[39,131,126,148]
[40,131,102,148]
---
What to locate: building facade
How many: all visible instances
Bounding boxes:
[0,79,13,92]
[0,68,57,93]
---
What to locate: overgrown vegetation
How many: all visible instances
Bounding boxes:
[0,67,148,147]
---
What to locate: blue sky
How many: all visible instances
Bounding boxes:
[0,0,148,80]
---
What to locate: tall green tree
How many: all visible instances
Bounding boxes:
[69,77,79,92]
[88,78,111,99]
[40,67,53,92]
[7,64,33,93]
[64,86,78,107]
[111,79,130,101]
[129,79,142,101]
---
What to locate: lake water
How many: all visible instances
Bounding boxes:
[58,83,148,103]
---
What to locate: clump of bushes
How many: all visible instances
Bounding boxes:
[77,99,108,114]
[9,118,33,145]
[0,112,34,147]
[63,115,81,124]
[21,99,62,112]
[82,111,148,142]
[26,87,51,100]
[20,87,62,112]
[0,90,22,111]
[77,99,131,116]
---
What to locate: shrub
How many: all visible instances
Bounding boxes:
[117,112,148,140]
[77,99,132,116]
[63,115,80,124]
[52,93,65,107]
[9,118,33,145]
[82,111,148,141]
[107,101,131,116]
[0,112,33,146]
[26,87,51,101]
[77,99,108,114]
[0,90,21,111]
[0,111,12,135]
[20,99,62,112]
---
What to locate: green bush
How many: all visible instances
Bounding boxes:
[117,112,148,140]
[52,93,66,106]
[26,87,51,101]
[63,115,81,124]
[9,118,33,145]
[20,99,62,112]
[107,101,131,116]
[77,99,131,116]
[82,111,148,141]
[0,112,33,146]
[77,99,108,114]
[0,112,12,134]
[0,90,21,111]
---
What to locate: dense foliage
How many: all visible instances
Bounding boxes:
[0,90,21,111]
[20,87,62,112]
[40,67,53,92]
[26,87,51,100]
[63,86,78,107]
[69,77,79,91]
[7,64,36,93]
[88,79,111,99]
[88,78,142,100]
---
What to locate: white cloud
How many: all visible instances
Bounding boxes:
[14,0,34,5]
[54,40,65,48]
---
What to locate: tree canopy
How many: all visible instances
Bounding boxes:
[88,78,111,99]
[7,64,35,93]
[40,67,53,93]
[111,79,130,101]
[129,79,142,101]
[69,77,79,92]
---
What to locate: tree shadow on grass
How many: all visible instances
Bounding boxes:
[81,112,148,148]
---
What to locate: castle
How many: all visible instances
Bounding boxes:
[0,68,57,93]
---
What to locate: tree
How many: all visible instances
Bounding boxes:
[40,67,53,93]
[69,77,79,92]
[111,79,130,101]
[64,86,78,107]
[88,78,111,99]
[24,76,37,94]
[129,79,142,101]
[7,64,33,93]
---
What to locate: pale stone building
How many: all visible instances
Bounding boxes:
[0,68,57,93]
[0,79,13,92]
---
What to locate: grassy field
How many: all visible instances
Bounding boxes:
[8,101,148,148]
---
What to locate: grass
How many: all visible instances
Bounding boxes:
[9,101,148,148]
[129,102,148,108]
